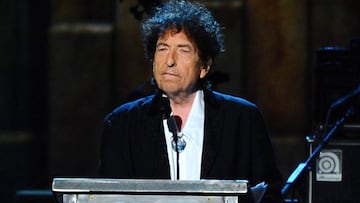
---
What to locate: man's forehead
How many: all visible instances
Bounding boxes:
[157,29,197,47]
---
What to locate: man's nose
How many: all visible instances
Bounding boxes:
[166,50,176,67]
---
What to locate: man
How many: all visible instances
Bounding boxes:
[100,0,283,202]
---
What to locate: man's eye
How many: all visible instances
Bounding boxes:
[180,48,190,53]
[157,46,168,52]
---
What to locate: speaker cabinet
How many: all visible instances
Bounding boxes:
[307,133,360,203]
[314,38,360,126]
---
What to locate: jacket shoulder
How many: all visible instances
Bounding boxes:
[209,91,258,110]
[104,94,155,126]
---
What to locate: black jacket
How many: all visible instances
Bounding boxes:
[100,89,284,202]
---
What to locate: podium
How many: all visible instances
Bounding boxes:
[52,178,250,203]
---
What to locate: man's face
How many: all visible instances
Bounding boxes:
[153,29,210,97]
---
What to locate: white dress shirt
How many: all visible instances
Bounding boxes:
[163,90,205,180]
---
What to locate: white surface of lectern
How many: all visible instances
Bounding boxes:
[52,178,251,203]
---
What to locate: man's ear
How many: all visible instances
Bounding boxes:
[200,59,212,79]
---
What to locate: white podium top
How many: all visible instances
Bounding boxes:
[52,178,248,194]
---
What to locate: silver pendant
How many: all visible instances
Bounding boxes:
[171,133,186,153]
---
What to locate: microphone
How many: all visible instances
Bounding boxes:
[159,96,171,119]
[329,83,360,110]
[167,115,186,180]
[159,96,186,180]
[167,115,179,135]
[167,115,186,153]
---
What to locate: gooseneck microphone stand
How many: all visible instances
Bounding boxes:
[281,107,354,200]
[167,115,180,180]
[160,96,185,180]
[159,96,180,179]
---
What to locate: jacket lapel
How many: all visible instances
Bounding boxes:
[201,90,222,178]
[146,91,171,178]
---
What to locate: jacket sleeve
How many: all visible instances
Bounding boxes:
[249,107,284,203]
[99,111,135,178]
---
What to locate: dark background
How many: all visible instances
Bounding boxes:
[1,0,359,202]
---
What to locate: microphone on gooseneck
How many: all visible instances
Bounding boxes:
[159,96,187,179]
[167,115,179,136]
[159,96,182,180]
[159,96,171,119]
[167,115,181,180]
[167,115,186,153]
[159,96,183,152]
